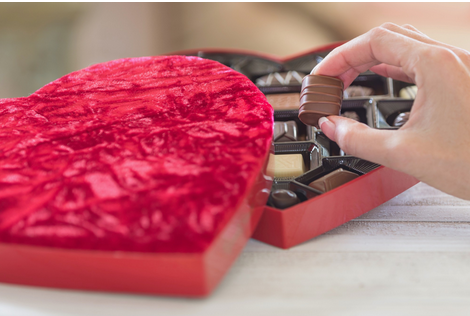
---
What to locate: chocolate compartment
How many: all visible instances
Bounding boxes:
[392,80,416,98]
[310,131,341,158]
[288,165,360,201]
[267,180,306,209]
[321,156,381,174]
[341,98,374,125]
[288,157,377,201]
[347,73,389,97]
[375,99,414,129]
[272,142,320,180]
[274,109,307,141]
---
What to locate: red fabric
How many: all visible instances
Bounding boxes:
[0,56,273,253]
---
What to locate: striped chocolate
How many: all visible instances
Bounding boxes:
[298,75,344,127]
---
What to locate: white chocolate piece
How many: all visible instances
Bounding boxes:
[266,153,306,178]
[343,86,374,98]
[399,85,418,99]
[342,111,360,122]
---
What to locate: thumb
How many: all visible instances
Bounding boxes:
[318,116,404,171]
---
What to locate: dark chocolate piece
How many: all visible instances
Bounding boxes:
[274,121,298,142]
[342,111,360,122]
[271,189,300,209]
[343,86,374,98]
[298,75,344,127]
[393,112,410,127]
[308,168,359,193]
[256,71,306,87]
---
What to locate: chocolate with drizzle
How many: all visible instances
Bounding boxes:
[298,75,343,127]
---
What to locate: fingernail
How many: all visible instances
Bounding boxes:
[318,116,329,128]
[310,64,318,75]
[310,58,323,75]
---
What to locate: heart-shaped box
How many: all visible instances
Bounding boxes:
[0,56,274,296]
[174,44,419,249]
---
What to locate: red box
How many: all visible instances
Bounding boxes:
[175,45,419,249]
[0,160,270,297]
[253,166,418,249]
[0,55,273,297]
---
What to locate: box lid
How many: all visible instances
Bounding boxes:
[0,56,274,296]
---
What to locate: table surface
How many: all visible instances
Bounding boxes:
[1,182,470,316]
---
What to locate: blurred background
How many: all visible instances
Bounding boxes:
[1,2,469,99]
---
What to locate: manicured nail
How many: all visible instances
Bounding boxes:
[318,116,329,129]
[310,64,318,75]
[311,58,323,74]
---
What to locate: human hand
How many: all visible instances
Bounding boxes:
[313,23,470,200]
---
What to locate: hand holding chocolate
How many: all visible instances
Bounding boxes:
[298,75,344,128]
[311,22,470,200]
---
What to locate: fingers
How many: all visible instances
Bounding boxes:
[313,25,428,86]
[383,23,469,61]
[370,64,415,84]
[401,24,430,38]
[319,116,406,171]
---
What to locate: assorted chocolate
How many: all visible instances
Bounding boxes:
[184,50,414,210]
[265,72,412,208]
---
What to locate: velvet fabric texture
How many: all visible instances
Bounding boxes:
[0,56,273,253]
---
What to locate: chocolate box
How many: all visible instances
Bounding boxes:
[0,44,419,298]
[176,44,419,249]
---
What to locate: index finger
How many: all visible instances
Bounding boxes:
[313,26,428,87]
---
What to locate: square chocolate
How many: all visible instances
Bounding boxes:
[273,121,298,142]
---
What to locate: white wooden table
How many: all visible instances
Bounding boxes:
[2,182,470,316]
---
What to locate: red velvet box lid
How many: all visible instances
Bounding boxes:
[0,56,274,296]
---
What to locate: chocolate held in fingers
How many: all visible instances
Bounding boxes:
[298,102,341,127]
[300,86,343,99]
[300,92,342,104]
[299,75,344,127]
[302,74,344,88]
